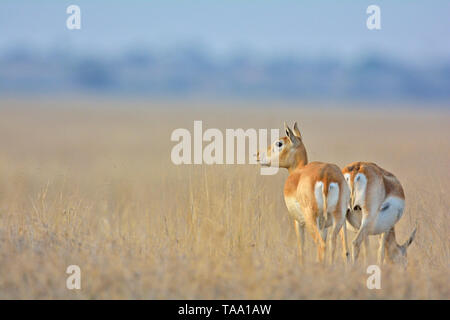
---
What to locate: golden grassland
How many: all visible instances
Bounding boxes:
[0,98,448,299]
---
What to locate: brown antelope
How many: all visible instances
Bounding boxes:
[257,122,350,264]
[342,162,417,266]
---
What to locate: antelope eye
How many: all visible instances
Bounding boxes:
[276,141,283,147]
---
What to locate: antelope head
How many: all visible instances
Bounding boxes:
[256,122,308,172]
[385,226,417,267]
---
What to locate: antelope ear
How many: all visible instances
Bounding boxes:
[284,122,290,137]
[284,122,300,145]
[293,122,302,139]
[403,226,417,249]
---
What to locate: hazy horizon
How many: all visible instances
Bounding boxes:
[1,0,449,61]
[1,1,449,101]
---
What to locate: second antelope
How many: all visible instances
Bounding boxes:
[343,162,417,266]
[257,122,350,264]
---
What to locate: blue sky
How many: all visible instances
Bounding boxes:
[1,0,449,61]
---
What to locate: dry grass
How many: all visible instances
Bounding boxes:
[0,98,448,299]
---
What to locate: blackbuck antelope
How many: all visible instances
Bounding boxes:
[342,162,417,266]
[257,122,350,264]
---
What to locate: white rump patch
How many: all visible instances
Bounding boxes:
[353,173,367,208]
[314,181,324,213]
[344,173,351,188]
[327,182,339,213]
[314,182,340,215]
